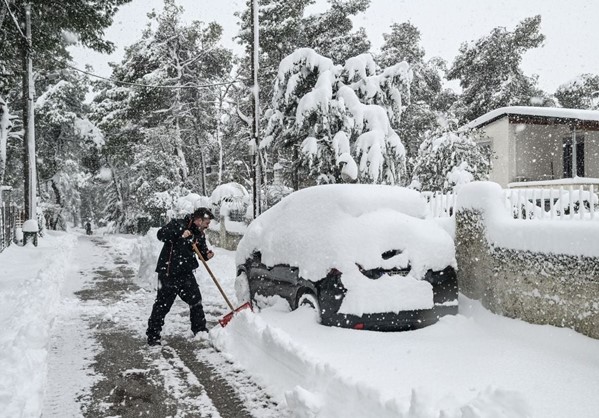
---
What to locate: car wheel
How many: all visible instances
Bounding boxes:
[234,271,251,305]
[297,292,321,324]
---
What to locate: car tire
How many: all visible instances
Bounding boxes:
[297,292,322,324]
[234,271,251,305]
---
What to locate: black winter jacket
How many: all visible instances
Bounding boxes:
[155,215,211,277]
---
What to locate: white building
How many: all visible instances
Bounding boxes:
[466,106,599,189]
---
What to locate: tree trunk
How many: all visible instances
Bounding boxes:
[194,130,207,196]
[106,157,126,225]
[293,147,299,190]
[174,116,188,182]
[0,96,9,184]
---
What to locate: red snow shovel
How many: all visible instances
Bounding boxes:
[191,243,252,327]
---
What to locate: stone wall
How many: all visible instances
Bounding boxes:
[456,208,599,340]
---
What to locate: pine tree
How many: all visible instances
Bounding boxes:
[410,128,492,193]
[88,1,235,231]
[377,22,459,181]
[302,0,371,63]
[234,0,373,184]
[113,1,233,184]
[447,15,546,124]
[35,71,103,229]
[0,0,132,204]
[265,48,411,187]
[555,74,599,109]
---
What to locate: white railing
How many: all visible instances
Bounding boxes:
[506,185,598,221]
[423,185,599,221]
[422,191,457,218]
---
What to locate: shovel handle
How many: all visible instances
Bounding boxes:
[192,243,235,311]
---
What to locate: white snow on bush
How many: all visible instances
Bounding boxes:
[73,117,105,147]
[172,193,211,216]
[210,182,249,205]
[22,219,39,232]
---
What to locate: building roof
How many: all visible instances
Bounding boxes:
[465,106,599,130]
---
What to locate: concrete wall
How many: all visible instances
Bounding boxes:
[479,118,510,187]
[455,201,599,340]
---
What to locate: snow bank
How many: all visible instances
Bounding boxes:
[211,308,532,418]
[0,232,76,417]
[457,182,599,257]
[118,230,160,290]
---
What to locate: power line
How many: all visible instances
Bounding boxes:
[59,59,242,90]
[45,53,242,90]
[2,1,243,91]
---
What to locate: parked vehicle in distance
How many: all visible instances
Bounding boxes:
[235,184,458,331]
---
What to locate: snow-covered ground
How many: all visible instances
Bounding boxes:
[1,230,598,417]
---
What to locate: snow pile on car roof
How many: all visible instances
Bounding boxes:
[236,184,455,288]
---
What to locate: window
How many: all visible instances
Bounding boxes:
[562,136,585,177]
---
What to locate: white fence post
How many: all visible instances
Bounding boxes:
[591,184,596,220]
[579,185,585,220]
[569,185,575,220]
[559,186,565,220]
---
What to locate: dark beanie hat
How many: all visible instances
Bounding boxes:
[193,207,215,220]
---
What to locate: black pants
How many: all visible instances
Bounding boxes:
[146,272,207,341]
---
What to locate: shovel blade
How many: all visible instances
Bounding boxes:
[218,302,253,327]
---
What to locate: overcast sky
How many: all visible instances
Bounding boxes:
[70,0,599,93]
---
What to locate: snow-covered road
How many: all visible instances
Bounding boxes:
[33,232,286,417]
[1,230,599,417]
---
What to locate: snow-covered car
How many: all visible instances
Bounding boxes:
[235,184,458,331]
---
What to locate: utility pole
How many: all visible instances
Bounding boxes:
[250,0,262,219]
[22,1,36,221]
